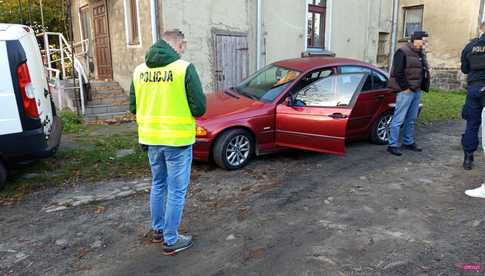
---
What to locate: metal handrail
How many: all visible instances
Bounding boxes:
[41,32,89,115]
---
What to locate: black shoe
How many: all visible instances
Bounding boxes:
[402,143,423,152]
[152,230,163,243]
[463,152,474,170]
[387,146,402,156]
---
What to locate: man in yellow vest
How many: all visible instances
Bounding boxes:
[130,29,206,255]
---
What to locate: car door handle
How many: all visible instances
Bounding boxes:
[328,113,348,119]
[374,95,385,100]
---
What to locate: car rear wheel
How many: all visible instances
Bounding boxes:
[370,112,393,145]
[213,129,255,170]
[0,161,7,190]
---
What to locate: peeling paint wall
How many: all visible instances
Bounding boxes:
[162,0,255,93]
[329,0,393,65]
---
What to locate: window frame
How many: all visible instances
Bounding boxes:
[123,0,142,47]
[307,0,326,49]
[338,66,389,92]
[402,5,424,39]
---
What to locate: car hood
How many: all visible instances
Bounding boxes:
[198,90,265,121]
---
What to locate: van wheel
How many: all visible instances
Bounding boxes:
[213,129,255,170]
[370,112,393,145]
[0,161,7,190]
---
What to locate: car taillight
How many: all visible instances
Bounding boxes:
[17,63,39,119]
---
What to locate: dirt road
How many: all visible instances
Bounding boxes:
[1,120,484,276]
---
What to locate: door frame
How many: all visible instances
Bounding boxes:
[211,30,249,91]
[91,0,113,80]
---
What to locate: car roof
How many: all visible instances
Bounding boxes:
[274,57,387,75]
[0,24,32,41]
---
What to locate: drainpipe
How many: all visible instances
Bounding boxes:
[256,0,262,69]
[389,0,400,72]
[150,0,158,44]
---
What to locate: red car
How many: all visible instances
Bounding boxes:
[194,57,396,170]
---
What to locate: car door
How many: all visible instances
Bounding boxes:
[275,73,367,155]
[341,66,389,137]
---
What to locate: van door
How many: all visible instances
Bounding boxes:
[20,32,54,136]
[0,40,22,136]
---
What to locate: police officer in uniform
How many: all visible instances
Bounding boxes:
[461,22,485,171]
[130,30,206,254]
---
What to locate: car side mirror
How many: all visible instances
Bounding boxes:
[286,95,294,106]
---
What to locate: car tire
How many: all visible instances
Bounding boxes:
[0,161,7,190]
[213,129,255,170]
[370,112,393,145]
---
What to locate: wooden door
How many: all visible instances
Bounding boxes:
[92,0,113,80]
[214,33,249,91]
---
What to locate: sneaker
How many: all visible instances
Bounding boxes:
[162,234,193,256]
[402,143,422,152]
[387,146,402,156]
[465,184,485,199]
[152,230,163,243]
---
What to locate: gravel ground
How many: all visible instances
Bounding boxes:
[1,120,485,276]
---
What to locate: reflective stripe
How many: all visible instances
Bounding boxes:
[139,128,195,138]
[137,115,194,125]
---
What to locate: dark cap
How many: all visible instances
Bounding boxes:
[411,31,429,41]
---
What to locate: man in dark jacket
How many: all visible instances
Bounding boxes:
[130,29,206,255]
[460,22,485,171]
[387,31,430,156]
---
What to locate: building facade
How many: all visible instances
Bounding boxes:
[71,0,395,96]
[397,0,485,90]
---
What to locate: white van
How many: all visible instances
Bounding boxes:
[0,24,63,188]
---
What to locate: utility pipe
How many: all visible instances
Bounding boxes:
[389,0,400,72]
[150,0,158,44]
[256,0,262,69]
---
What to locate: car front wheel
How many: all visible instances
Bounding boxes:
[213,129,255,170]
[0,161,7,190]
[370,112,393,145]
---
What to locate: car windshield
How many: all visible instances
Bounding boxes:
[234,65,301,102]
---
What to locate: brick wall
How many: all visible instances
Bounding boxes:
[430,67,466,91]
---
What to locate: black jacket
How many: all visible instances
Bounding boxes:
[461,34,485,85]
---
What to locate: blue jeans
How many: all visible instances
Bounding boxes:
[148,145,192,245]
[389,90,422,147]
[462,84,484,153]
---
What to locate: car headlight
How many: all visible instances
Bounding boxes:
[196,126,208,137]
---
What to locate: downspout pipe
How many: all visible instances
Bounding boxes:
[150,0,158,44]
[256,0,262,69]
[389,0,400,72]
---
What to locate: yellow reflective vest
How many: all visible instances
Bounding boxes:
[133,59,195,146]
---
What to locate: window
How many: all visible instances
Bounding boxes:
[79,6,93,57]
[403,6,424,38]
[124,0,141,46]
[377,32,389,68]
[290,68,333,95]
[293,73,365,107]
[340,66,372,91]
[307,0,326,49]
[234,65,301,102]
[371,71,388,90]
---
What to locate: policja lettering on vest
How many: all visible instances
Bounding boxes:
[140,70,174,83]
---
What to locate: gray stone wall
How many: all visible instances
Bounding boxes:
[430,67,466,91]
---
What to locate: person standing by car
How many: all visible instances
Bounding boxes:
[387,31,430,156]
[460,22,485,171]
[130,29,206,255]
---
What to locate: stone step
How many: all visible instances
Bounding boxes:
[92,90,126,99]
[86,104,130,115]
[84,111,131,122]
[88,95,130,106]
[93,85,123,91]
[91,81,120,87]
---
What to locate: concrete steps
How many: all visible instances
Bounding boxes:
[84,80,132,123]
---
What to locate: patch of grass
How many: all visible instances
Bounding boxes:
[1,126,150,198]
[419,89,466,123]
[59,110,87,134]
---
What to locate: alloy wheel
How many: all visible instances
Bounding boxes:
[225,135,251,167]
[376,114,393,142]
